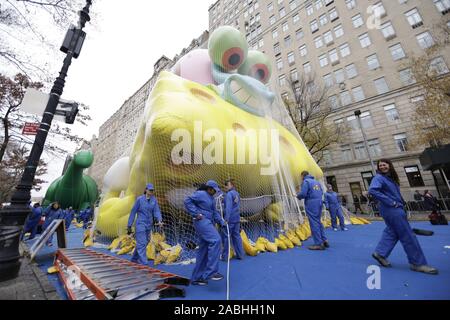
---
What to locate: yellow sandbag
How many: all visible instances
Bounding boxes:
[47,266,58,274]
[278,234,294,249]
[84,237,94,247]
[152,232,165,243]
[154,253,167,265]
[166,245,183,264]
[350,217,364,225]
[255,238,267,252]
[158,241,172,251]
[146,242,156,260]
[262,238,278,253]
[117,244,134,255]
[287,230,302,247]
[302,223,312,238]
[295,225,307,241]
[108,234,128,250]
[240,230,259,256]
[275,238,287,250]
[357,217,371,224]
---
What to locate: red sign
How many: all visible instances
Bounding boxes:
[22,123,40,136]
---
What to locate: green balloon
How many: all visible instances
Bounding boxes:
[208,26,248,71]
[238,50,273,84]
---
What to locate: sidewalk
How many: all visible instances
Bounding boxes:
[0,244,60,300]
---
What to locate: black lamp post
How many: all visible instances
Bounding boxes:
[0,0,93,282]
[354,110,376,175]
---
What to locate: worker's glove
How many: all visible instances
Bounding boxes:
[127,227,132,235]
[195,214,203,221]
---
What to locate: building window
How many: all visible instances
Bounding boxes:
[368,139,382,157]
[270,15,276,25]
[380,21,396,40]
[416,31,435,49]
[405,8,423,28]
[326,175,339,191]
[372,2,387,18]
[367,54,380,70]
[299,44,308,56]
[434,0,450,14]
[314,35,324,48]
[389,43,406,61]
[315,0,323,10]
[323,151,333,167]
[430,56,450,75]
[324,73,334,88]
[384,104,400,122]
[319,13,328,26]
[405,166,425,187]
[290,0,298,11]
[329,48,339,64]
[311,19,319,33]
[340,90,352,106]
[341,145,354,161]
[346,0,356,10]
[279,74,286,87]
[282,21,289,32]
[354,142,367,160]
[287,51,295,65]
[329,8,339,21]
[334,68,345,83]
[334,118,344,130]
[319,53,329,67]
[274,43,281,55]
[272,29,279,39]
[352,14,364,28]
[276,58,284,70]
[304,62,312,73]
[394,133,409,152]
[268,2,274,11]
[359,33,372,48]
[324,30,334,44]
[399,68,416,85]
[290,69,299,81]
[339,43,351,57]
[329,95,339,109]
[374,77,389,94]
[307,4,314,16]
[345,63,358,78]
[280,7,286,18]
[334,24,344,38]
[360,111,373,128]
[285,35,292,47]
[352,86,365,101]
[361,171,374,191]
[296,29,304,40]
[293,13,300,24]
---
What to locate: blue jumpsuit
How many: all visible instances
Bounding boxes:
[222,187,244,260]
[64,209,75,231]
[185,190,225,281]
[297,175,327,246]
[82,208,93,228]
[324,191,346,230]
[22,206,43,240]
[43,206,64,245]
[127,195,162,265]
[369,173,427,266]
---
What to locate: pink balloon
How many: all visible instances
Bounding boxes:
[172,49,214,85]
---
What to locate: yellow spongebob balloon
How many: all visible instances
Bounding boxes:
[96,26,323,239]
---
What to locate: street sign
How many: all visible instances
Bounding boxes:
[22,123,40,136]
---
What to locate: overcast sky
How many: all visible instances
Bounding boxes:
[32,0,214,197]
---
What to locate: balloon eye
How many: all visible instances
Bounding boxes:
[249,64,270,83]
[223,48,244,71]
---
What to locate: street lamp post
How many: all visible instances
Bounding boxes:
[0,0,93,282]
[355,110,377,175]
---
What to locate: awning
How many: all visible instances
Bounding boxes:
[419,144,450,171]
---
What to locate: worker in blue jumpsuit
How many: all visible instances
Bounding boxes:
[296,171,328,250]
[324,185,348,232]
[82,206,93,229]
[21,203,43,241]
[63,207,75,231]
[221,179,244,260]
[127,183,163,266]
[369,159,438,275]
[184,180,227,286]
[43,202,64,246]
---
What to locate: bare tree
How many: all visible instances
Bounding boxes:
[404,18,450,147]
[0,141,47,203]
[283,72,347,164]
[0,73,92,163]
[0,0,94,80]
